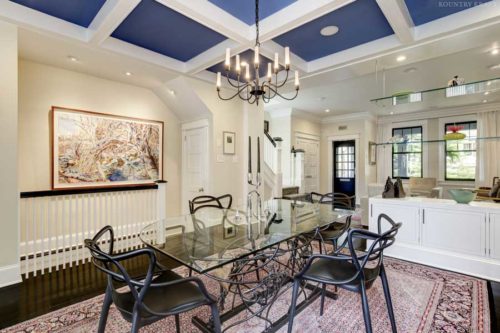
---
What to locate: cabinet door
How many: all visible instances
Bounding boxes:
[370,203,420,245]
[422,208,486,257]
[490,213,500,260]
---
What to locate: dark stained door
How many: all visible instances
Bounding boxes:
[333,140,356,197]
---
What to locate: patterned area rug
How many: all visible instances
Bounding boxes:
[1,257,490,333]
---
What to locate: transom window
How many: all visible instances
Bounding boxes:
[445,121,477,181]
[392,126,423,179]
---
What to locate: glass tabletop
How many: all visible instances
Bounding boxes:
[140,199,352,274]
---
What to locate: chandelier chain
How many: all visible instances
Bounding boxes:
[255,0,260,46]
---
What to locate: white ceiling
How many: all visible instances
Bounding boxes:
[7,0,500,120]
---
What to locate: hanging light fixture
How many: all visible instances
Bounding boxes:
[216,0,300,105]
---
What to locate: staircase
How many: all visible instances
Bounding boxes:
[262,132,283,199]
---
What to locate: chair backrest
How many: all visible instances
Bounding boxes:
[189,194,233,214]
[347,214,401,275]
[310,192,355,209]
[85,226,157,307]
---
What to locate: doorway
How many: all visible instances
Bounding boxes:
[333,140,356,197]
[295,135,320,194]
[182,120,209,214]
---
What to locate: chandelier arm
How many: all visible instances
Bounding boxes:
[224,71,244,89]
[273,69,290,88]
[261,82,278,100]
[266,86,299,101]
[217,84,251,101]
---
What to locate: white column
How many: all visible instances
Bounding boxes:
[274,139,283,198]
[0,21,20,287]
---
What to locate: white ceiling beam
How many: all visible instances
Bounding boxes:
[257,0,355,41]
[154,0,251,44]
[259,40,308,73]
[415,0,500,41]
[375,0,414,44]
[185,39,247,75]
[87,0,141,45]
[0,0,86,41]
[101,37,186,74]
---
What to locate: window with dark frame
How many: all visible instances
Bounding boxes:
[392,126,423,179]
[444,121,477,181]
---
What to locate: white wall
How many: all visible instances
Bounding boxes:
[18,60,183,216]
[0,22,20,286]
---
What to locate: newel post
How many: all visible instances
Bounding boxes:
[274,137,283,198]
[156,180,167,245]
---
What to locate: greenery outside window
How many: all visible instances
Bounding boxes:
[445,121,477,181]
[392,126,423,179]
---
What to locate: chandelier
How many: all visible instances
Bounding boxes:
[216,0,300,105]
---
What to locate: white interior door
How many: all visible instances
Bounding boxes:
[182,125,209,214]
[296,136,320,194]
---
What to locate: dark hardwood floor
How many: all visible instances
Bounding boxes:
[0,256,499,331]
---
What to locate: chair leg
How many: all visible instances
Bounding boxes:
[320,283,327,316]
[380,266,397,333]
[360,282,373,333]
[97,287,113,333]
[210,303,222,333]
[318,240,323,254]
[287,279,301,333]
[188,268,193,277]
[175,314,181,333]
[131,309,141,333]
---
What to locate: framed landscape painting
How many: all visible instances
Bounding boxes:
[52,107,163,189]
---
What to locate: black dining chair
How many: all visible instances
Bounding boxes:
[288,214,401,333]
[85,225,222,333]
[189,194,233,214]
[309,192,355,209]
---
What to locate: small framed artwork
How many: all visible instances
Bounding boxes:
[368,141,377,165]
[223,131,236,155]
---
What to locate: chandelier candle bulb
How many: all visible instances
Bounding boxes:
[216,72,221,89]
[245,64,250,81]
[254,46,259,66]
[236,54,241,73]
[295,71,299,87]
[267,63,272,81]
[225,48,231,69]
[274,53,279,72]
[285,47,290,68]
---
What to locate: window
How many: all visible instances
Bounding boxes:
[445,121,477,181]
[392,126,423,179]
[335,144,355,179]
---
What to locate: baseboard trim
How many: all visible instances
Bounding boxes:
[0,263,21,288]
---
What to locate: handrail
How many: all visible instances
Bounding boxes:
[264,131,276,147]
[20,181,167,198]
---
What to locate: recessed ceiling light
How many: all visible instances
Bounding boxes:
[487,81,492,86]
[390,111,394,115]
[67,55,78,62]
[396,55,406,62]
[491,48,499,55]
[484,91,490,95]
[483,99,488,103]
[168,89,176,96]
[325,109,330,113]
[125,72,132,76]
[320,26,339,37]
[404,67,417,73]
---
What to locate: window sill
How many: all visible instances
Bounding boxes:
[437,180,475,187]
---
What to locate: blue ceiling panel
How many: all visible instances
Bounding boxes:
[207,49,284,82]
[111,0,227,62]
[10,0,106,28]
[273,0,394,61]
[208,0,296,25]
[404,0,492,26]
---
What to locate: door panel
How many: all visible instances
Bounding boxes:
[491,214,500,259]
[371,203,420,245]
[296,137,319,194]
[333,140,355,197]
[183,126,209,213]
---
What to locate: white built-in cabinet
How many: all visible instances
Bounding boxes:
[369,197,500,282]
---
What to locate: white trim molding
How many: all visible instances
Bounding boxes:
[0,263,21,288]
[322,111,376,124]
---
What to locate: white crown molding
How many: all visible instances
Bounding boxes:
[0,263,21,288]
[291,109,322,123]
[322,111,376,124]
[375,0,414,44]
[185,40,246,75]
[267,108,293,118]
[377,101,500,124]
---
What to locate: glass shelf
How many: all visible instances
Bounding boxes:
[375,136,500,146]
[370,77,500,111]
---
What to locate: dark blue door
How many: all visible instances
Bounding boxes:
[333,140,355,197]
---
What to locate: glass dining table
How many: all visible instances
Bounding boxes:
[140,199,352,333]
